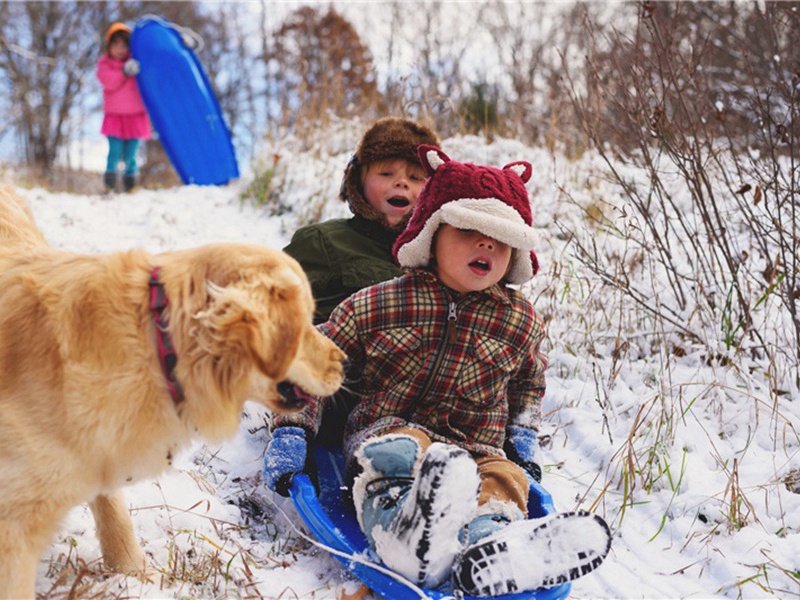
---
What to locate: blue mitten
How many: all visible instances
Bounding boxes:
[263,426,307,497]
[504,426,543,482]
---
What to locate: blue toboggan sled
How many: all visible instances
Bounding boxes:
[289,443,572,600]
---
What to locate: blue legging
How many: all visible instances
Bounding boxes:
[105,137,140,176]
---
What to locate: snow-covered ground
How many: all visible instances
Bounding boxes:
[10,132,800,599]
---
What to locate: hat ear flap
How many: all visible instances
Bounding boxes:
[504,161,532,183]
[417,145,449,177]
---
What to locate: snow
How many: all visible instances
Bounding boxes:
[10,132,800,599]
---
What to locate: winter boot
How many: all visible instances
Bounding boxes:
[354,437,480,589]
[123,174,136,193]
[103,171,117,193]
[355,434,420,545]
[453,510,612,596]
[459,511,519,547]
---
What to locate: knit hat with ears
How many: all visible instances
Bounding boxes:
[340,117,440,231]
[105,22,131,48]
[393,145,540,284]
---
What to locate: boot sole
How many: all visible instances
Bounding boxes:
[453,510,611,596]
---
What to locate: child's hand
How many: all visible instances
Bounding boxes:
[123,58,140,77]
[263,426,307,496]
[505,426,543,482]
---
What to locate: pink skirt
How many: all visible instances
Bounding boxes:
[101,112,151,140]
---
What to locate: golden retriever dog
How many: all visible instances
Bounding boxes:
[0,186,345,598]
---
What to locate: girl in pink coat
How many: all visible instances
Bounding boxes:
[96,22,150,193]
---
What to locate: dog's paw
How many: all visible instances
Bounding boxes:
[112,559,160,584]
[131,564,161,584]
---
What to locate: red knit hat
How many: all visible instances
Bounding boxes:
[393,145,540,284]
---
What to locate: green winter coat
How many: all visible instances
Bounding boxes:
[283,215,403,323]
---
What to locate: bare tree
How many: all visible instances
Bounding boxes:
[263,6,382,136]
[0,1,111,179]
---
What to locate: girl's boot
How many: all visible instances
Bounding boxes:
[354,437,480,588]
[103,171,117,193]
[123,174,136,193]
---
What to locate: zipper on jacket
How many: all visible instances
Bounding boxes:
[413,297,457,409]
[447,302,458,344]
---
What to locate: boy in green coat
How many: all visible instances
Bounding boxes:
[283,117,440,324]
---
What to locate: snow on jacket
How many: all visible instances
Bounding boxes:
[283,214,404,324]
[274,268,547,471]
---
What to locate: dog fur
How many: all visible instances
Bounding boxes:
[0,186,345,598]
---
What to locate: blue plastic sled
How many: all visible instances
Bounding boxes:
[130,16,239,186]
[290,444,572,600]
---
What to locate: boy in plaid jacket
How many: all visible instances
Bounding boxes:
[264,146,610,596]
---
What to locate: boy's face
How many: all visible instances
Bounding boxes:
[432,224,512,293]
[362,159,426,228]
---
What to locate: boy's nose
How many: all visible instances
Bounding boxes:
[477,236,494,250]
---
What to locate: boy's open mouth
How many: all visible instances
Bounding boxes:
[469,259,491,273]
[387,196,410,208]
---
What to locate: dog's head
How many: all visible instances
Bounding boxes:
[158,243,345,437]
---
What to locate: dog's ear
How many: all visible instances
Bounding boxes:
[192,267,304,381]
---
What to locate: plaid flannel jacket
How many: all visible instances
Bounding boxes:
[274,269,547,465]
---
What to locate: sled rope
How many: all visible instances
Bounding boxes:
[268,496,454,600]
[139,14,205,51]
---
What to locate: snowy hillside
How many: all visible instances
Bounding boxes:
[10,132,800,599]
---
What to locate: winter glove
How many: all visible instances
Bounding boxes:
[504,426,543,482]
[263,426,307,497]
[123,58,140,77]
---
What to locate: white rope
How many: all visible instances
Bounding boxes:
[266,493,456,600]
[138,14,205,52]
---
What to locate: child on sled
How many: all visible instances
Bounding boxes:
[264,146,611,596]
[282,117,440,324]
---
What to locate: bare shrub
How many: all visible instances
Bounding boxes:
[561,1,799,389]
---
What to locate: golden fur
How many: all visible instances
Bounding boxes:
[0,186,345,598]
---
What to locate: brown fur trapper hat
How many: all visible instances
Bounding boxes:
[340,117,440,230]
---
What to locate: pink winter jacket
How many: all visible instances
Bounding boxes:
[96,55,147,115]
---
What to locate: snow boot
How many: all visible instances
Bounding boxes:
[355,434,420,546]
[354,437,480,589]
[103,171,117,193]
[459,512,517,546]
[453,510,612,596]
[123,174,136,193]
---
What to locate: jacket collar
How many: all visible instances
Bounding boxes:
[411,268,512,305]
[352,214,400,245]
